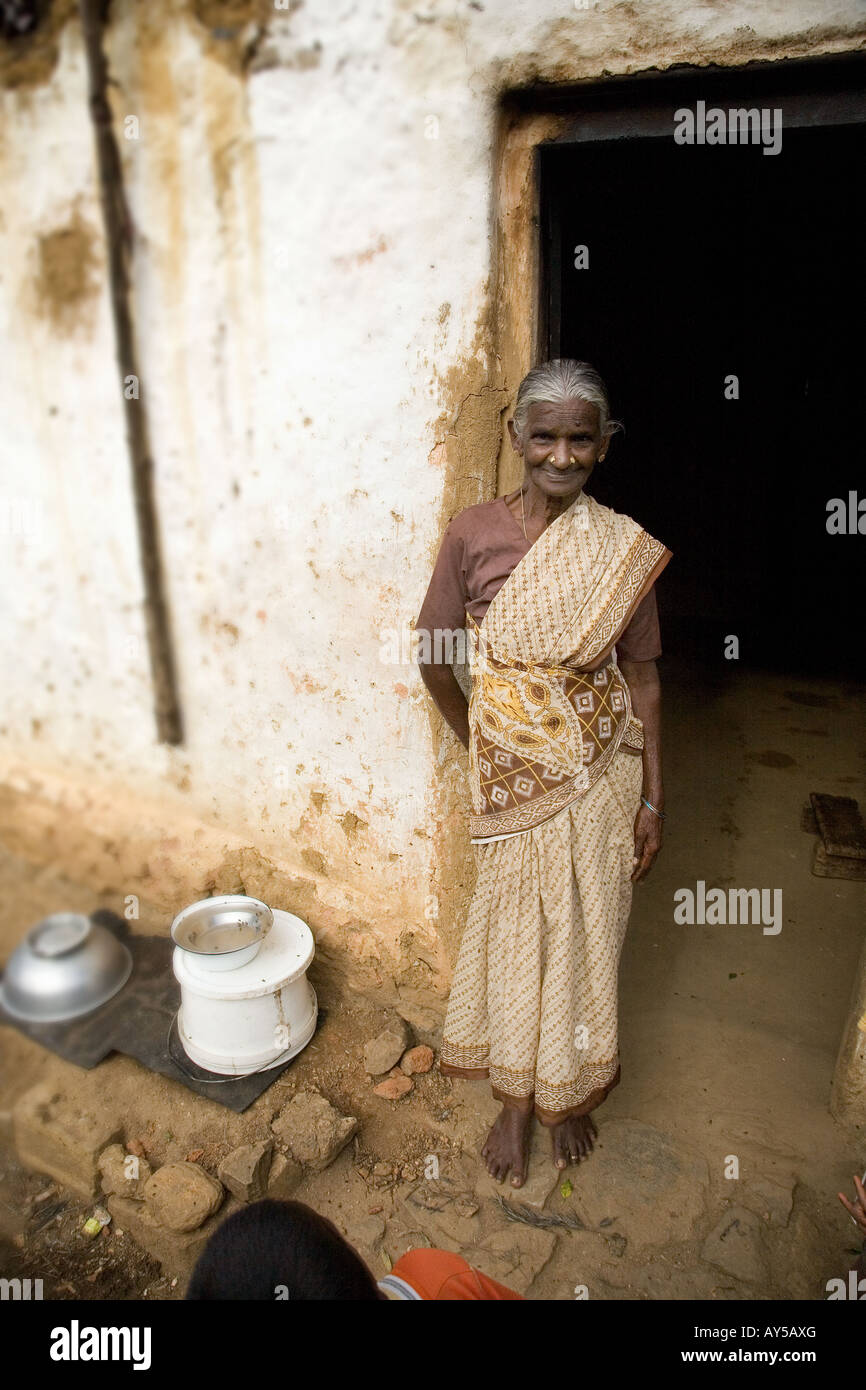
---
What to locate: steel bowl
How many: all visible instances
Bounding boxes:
[0,913,133,1023]
[170,895,274,972]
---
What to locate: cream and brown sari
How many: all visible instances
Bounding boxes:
[439,490,671,1123]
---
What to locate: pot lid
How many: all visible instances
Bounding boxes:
[28,913,91,958]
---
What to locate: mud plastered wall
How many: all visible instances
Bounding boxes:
[0,0,862,1024]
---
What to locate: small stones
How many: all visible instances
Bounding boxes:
[218,1141,274,1203]
[454,1196,479,1219]
[364,1019,413,1075]
[98,1143,152,1200]
[400,1045,434,1076]
[266,1151,303,1200]
[270,1090,358,1172]
[364,1026,436,1101]
[143,1162,225,1233]
[373,1073,413,1101]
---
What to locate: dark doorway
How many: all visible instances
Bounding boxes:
[538,63,866,676]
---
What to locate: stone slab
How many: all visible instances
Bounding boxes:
[13,1082,123,1200]
[700,1205,771,1286]
[106,1193,243,1290]
[567,1119,709,1252]
[737,1173,795,1228]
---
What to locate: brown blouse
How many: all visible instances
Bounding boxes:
[416,496,662,662]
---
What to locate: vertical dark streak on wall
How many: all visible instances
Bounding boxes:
[79,0,184,744]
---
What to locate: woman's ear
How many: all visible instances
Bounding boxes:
[507,418,521,452]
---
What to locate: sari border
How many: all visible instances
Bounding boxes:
[581,541,673,671]
[439,1062,490,1080]
[467,702,628,841]
[438,1058,622,1121]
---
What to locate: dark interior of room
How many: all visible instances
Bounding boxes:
[541,119,865,677]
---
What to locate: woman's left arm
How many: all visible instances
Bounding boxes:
[618,657,663,883]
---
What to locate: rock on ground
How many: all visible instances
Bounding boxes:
[266,1151,303,1200]
[765,1204,830,1299]
[13,1082,123,1200]
[701,1205,771,1285]
[373,1073,413,1101]
[400,1045,434,1075]
[364,1019,413,1075]
[270,1090,357,1172]
[568,1119,709,1253]
[738,1173,796,1227]
[107,1193,241,1290]
[98,1142,152,1200]
[143,1162,225,1233]
[218,1141,273,1203]
[470,1225,557,1296]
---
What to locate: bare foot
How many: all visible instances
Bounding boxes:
[481,1104,532,1187]
[551,1112,597,1170]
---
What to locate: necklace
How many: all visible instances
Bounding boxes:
[520,485,527,540]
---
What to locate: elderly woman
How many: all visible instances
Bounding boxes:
[416,359,672,1187]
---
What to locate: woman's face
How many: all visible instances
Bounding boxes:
[508,398,607,500]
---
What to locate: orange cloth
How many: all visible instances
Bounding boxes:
[389,1248,523,1300]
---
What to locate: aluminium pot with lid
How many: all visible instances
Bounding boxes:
[0,912,133,1023]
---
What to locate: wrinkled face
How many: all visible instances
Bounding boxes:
[507,398,607,500]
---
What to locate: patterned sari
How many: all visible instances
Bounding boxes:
[439,490,671,1123]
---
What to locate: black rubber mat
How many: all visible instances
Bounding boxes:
[0,911,308,1112]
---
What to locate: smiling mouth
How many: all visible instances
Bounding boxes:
[540,467,581,482]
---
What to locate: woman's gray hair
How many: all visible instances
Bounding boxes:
[512,359,623,439]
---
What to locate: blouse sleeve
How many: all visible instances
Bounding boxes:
[616,586,662,662]
[415,521,468,661]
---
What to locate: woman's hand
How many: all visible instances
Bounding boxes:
[838,1174,866,1236]
[631,802,663,882]
[619,658,664,884]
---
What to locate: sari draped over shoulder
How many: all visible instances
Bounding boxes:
[440,491,671,1123]
[467,491,669,843]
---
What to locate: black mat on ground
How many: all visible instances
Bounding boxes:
[0,912,308,1112]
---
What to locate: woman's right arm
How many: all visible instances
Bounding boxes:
[418,662,470,748]
[416,521,471,750]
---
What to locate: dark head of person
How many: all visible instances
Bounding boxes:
[185,1199,383,1301]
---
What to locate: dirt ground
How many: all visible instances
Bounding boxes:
[0,656,864,1300]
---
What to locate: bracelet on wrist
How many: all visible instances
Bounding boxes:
[641,795,666,821]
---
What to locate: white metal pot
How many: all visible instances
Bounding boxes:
[173,909,316,1076]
